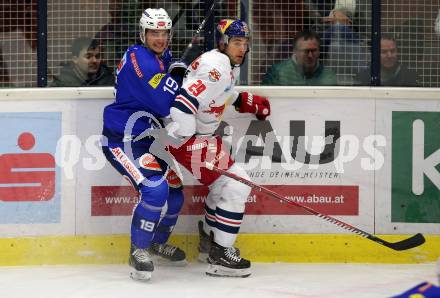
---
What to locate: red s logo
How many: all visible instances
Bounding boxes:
[0,132,55,202]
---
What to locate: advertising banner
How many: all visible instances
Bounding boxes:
[91,185,359,216]
[83,96,375,234]
[0,112,61,224]
[1,88,438,237]
[375,99,440,234]
[391,111,440,224]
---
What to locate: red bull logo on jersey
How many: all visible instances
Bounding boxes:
[208,68,221,82]
[203,100,226,119]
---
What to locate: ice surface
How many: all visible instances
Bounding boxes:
[0,262,436,298]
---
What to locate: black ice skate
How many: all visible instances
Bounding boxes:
[197,220,211,262]
[148,242,187,266]
[197,220,241,263]
[129,244,154,281]
[206,241,251,278]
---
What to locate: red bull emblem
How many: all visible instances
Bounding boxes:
[218,19,233,33]
[157,21,166,27]
[208,68,221,82]
[203,100,226,119]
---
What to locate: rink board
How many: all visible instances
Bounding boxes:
[0,234,439,266]
[0,87,439,265]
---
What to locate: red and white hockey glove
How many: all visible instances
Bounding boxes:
[234,92,271,120]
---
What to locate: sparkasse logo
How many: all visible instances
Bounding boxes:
[0,112,61,224]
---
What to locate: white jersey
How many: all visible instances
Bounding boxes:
[168,48,252,251]
[172,49,240,136]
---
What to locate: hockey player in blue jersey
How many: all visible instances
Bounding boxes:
[101,8,188,281]
[391,281,440,298]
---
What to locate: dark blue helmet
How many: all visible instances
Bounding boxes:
[215,19,250,46]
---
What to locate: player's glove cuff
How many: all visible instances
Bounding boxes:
[168,61,188,82]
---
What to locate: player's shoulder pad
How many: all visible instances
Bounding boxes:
[192,50,231,84]
[199,49,232,74]
[127,45,164,77]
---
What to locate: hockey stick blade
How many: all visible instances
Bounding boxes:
[205,162,426,251]
[368,233,425,251]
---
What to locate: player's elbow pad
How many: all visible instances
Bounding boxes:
[169,107,196,137]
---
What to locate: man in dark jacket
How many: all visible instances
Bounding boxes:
[354,35,419,86]
[51,37,114,87]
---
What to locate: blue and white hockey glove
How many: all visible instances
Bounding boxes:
[168,61,188,84]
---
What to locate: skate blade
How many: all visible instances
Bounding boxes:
[206,264,251,278]
[197,252,209,263]
[150,255,188,267]
[130,270,152,281]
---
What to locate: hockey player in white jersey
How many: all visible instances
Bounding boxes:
[167,19,271,277]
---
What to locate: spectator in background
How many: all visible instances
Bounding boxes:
[320,7,368,85]
[0,0,37,87]
[435,9,440,37]
[305,0,356,31]
[262,30,337,86]
[354,35,419,86]
[0,49,12,87]
[305,0,370,57]
[250,1,304,83]
[51,37,114,87]
[95,0,140,73]
[95,0,204,74]
[305,0,370,36]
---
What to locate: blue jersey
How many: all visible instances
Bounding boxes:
[391,282,440,298]
[103,45,179,140]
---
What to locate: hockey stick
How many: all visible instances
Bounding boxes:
[172,2,198,28]
[205,162,426,251]
[172,5,188,28]
[179,1,216,63]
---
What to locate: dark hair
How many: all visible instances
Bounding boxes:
[71,37,99,57]
[293,30,321,49]
[381,33,397,44]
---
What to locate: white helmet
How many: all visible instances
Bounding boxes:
[139,8,172,44]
